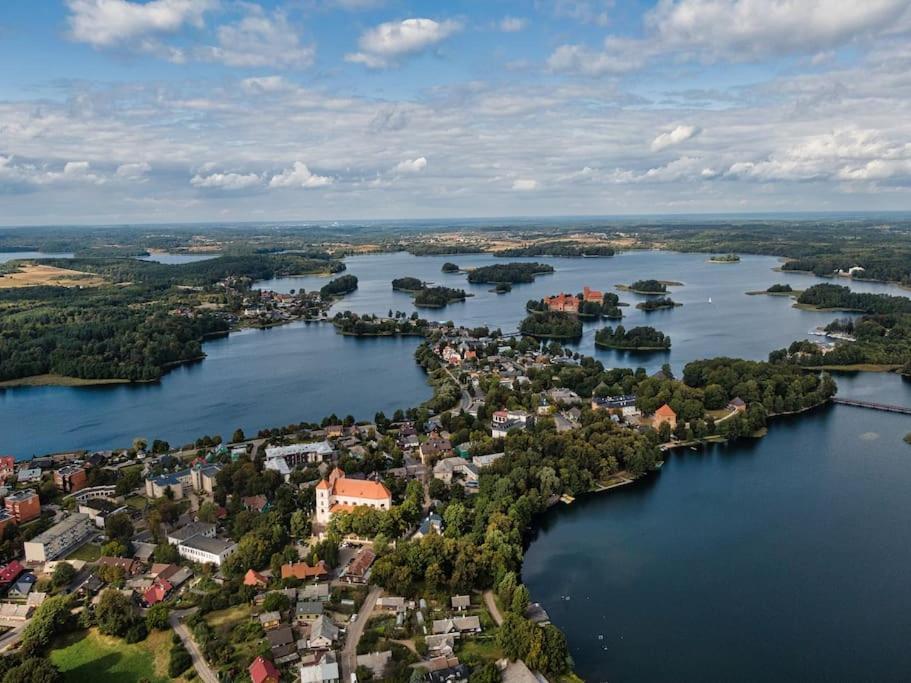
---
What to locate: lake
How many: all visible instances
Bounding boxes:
[2,249,908,457]
[523,371,911,682]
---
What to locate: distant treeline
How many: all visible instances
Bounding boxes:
[595,325,671,350]
[495,242,615,257]
[468,263,554,284]
[797,284,911,314]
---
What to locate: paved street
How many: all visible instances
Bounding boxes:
[340,586,382,681]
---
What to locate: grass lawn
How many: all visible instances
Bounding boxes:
[65,543,101,562]
[456,635,503,664]
[50,628,171,683]
[206,603,251,630]
[124,495,147,510]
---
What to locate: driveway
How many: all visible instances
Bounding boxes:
[170,608,219,683]
[340,586,382,681]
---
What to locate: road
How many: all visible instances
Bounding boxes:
[483,590,504,626]
[340,586,382,681]
[170,608,219,683]
[444,368,472,414]
[0,624,25,653]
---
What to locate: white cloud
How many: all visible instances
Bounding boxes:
[648,0,911,60]
[269,162,333,188]
[190,171,262,190]
[116,161,151,178]
[499,16,528,32]
[651,124,701,152]
[198,8,315,69]
[66,0,214,48]
[394,157,427,174]
[550,0,612,26]
[346,18,461,68]
[512,178,538,191]
[547,37,655,76]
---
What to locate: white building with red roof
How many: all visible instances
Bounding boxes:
[315,468,392,525]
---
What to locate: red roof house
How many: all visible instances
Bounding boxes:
[244,569,269,588]
[249,656,280,683]
[143,578,172,606]
[0,561,25,588]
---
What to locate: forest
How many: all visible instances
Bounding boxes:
[637,296,681,311]
[595,325,671,350]
[441,262,460,273]
[627,279,667,293]
[519,311,583,339]
[796,284,911,314]
[319,274,359,298]
[391,277,425,292]
[413,286,468,308]
[494,241,615,257]
[467,262,554,284]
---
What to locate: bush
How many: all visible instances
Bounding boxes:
[168,644,193,678]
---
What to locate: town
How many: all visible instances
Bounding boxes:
[0,320,836,683]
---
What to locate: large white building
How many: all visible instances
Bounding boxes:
[24,513,94,562]
[265,442,334,479]
[177,535,236,567]
[315,468,392,525]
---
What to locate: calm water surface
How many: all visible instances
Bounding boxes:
[3,250,908,457]
[0,251,74,262]
[138,252,221,264]
[523,372,911,682]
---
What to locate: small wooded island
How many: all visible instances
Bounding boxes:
[467,262,554,284]
[637,296,682,312]
[747,283,800,296]
[519,311,583,339]
[319,274,358,298]
[616,279,682,294]
[391,278,469,307]
[709,253,741,263]
[595,324,672,350]
[441,262,460,273]
[332,311,429,336]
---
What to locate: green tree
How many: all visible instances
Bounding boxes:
[2,658,61,683]
[146,603,170,631]
[96,589,136,638]
[51,562,76,590]
[232,428,245,443]
[510,585,530,615]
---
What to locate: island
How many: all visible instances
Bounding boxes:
[391,276,425,292]
[441,262,460,273]
[528,288,624,320]
[595,324,671,350]
[636,296,682,312]
[519,311,583,339]
[493,282,512,294]
[616,279,682,294]
[319,274,359,299]
[332,311,429,336]
[746,283,801,296]
[709,253,741,263]
[467,262,554,284]
[413,286,469,308]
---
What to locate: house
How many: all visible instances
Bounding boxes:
[268,625,298,663]
[728,397,747,413]
[427,663,470,683]
[299,651,340,683]
[23,513,93,563]
[0,561,26,591]
[413,513,443,539]
[177,536,236,567]
[653,403,677,430]
[167,522,216,546]
[190,463,222,494]
[299,583,331,602]
[308,615,339,649]
[377,596,406,612]
[259,611,282,630]
[471,452,505,469]
[265,442,334,478]
[295,601,324,621]
[54,464,87,493]
[431,616,482,635]
[425,634,456,656]
[7,573,36,598]
[145,469,193,499]
[433,458,479,487]
[356,651,392,679]
[592,395,639,416]
[342,547,376,584]
[242,495,270,513]
[16,468,42,484]
[281,560,329,581]
[547,388,584,405]
[315,468,392,525]
[419,435,454,464]
[249,656,281,683]
[142,578,172,606]
[78,497,129,529]
[97,556,143,577]
[450,595,471,611]
[244,569,269,588]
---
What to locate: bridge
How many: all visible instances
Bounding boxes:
[831,398,911,415]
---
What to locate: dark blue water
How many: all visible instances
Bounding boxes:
[0,251,73,262]
[3,250,908,457]
[523,372,911,682]
[0,322,428,458]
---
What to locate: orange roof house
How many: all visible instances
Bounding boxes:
[244,569,269,587]
[653,403,677,430]
[249,656,280,683]
[281,560,329,581]
[315,468,392,525]
[582,286,603,302]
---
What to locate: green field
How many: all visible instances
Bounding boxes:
[50,628,171,682]
[64,543,101,562]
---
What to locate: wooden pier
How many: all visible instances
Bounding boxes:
[831,398,911,415]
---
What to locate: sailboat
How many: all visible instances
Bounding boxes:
[708,297,713,304]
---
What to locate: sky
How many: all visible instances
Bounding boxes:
[1,0,911,226]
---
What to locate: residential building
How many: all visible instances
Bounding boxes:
[728,397,747,413]
[0,510,15,537]
[419,434,454,464]
[244,569,269,588]
[78,497,129,529]
[268,625,298,663]
[145,469,193,499]
[242,495,270,513]
[259,611,281,630]
[299,583,330,601]
[471,452,505,469]
[295,601,324,621]
[54,464,87,493]
[23,513,93,562]
[433,458,479,487]
[451,595,471,611]
[491,410,534,439]
[249,656,281,683]
[299,651,340,683]
[341,547,375,584]
[97,556,143,576]
[653,403,678,430]
[167,522,216,546]
[377,596,406,612]
[177,536,236,567]
[308,615,339,649]
[0,561,25,591]
[4,489,40,523]
[413,513,443,539]
[592,395,639,416]
[16,468,42,484]
[190,463,221,494]
[431,616,482,635]
[142,579,172,606]
[314,468,392,525]
[281,560,329,581]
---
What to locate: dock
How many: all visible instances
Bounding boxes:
[832,398,911,415]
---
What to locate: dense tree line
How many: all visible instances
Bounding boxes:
[595,325,671,350]
[628,279,667,293]
[636,296,681,311]
[519,312,583,339]
[467,262,554,284]
[391,277,424,292]
[797,284,911,314]
[767,283,793,293]
[441,262,460,272]
[495,241,614,257]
